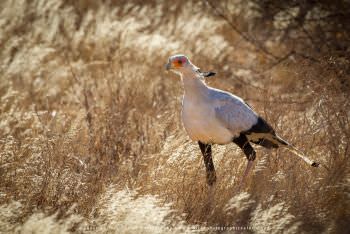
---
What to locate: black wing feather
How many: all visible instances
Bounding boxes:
[242,117,280,148]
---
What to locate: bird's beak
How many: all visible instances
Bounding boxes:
[165,62,171,70]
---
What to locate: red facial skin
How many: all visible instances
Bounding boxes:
[173,57,187,68]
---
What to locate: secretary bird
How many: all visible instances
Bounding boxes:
[165,54,320,187]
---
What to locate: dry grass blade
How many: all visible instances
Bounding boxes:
[0,0,349,233]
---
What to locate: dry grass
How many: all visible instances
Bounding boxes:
[0,0,349,233]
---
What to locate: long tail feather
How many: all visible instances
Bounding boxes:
[268,134,321,168]
[284,144,319,167]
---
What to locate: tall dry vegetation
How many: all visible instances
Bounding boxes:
[0,0,349,233]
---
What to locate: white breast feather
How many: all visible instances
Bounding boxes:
[182,96,233,144]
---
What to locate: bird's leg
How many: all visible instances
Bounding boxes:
[233,134,256,189]
[239,159,255,190]
[198,141,216,186]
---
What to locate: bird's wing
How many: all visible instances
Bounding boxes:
[212,91,258,136]
[211,90,322,168]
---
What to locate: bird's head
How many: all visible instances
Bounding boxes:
[165,54,198,75]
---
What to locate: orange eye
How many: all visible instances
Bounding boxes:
[173,59,183,68]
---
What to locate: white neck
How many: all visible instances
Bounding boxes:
[180,68,208,99]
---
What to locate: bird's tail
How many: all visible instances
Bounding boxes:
[267,134,321,168]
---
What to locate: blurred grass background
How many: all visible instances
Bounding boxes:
[0,0,349,233]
